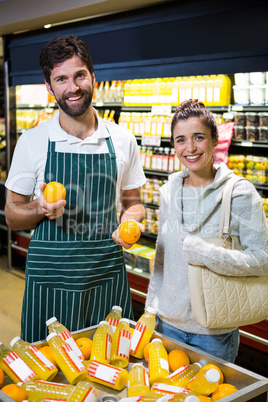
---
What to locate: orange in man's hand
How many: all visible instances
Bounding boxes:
[168,349,190,372]
[44,181,66,203]
[39,345,58,367]
[0,367,4,388]
[75,337,93,360]
[1,384,28,402]
[119,221,141,244]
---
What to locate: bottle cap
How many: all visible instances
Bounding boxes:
[151,338,162,344]
[206,368,220,383]
[132,363,144,368]
[119,318,129,324]
[194,362,202,368]
[99,321,110,326]
[46,333,57,342]
[111,306,122,312]
[46,317,57,326]
[146,306,157,315]
[185,397,200,402]
[10,336,21,348]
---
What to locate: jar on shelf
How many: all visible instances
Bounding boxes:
[258,126,268,142]
[258,112,268,126]
[233,125,246,140]
[245,126,258,141]
[245,112,259,127]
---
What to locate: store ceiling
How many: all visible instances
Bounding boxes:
[0,0,170,35]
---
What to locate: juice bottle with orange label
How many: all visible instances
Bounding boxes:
[130,307,156,359]
[46,317,84,360]
[0,341,38,383]
[105,306,122,335]
[10,336,58,381]
[90,321,112,364]
[148,338,169,385]
[46,333,87,385]
[67,381,98,402]
[84,360,129,391]
[128,364,150,397]
[110,318,132,368]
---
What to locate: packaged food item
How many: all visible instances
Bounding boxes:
[119,396,158,402]
[163,395,199,402]
[163,363,202,387]
[245,112,259,126]
[128,364,150,397]
[148,339,169,385]
[110,319,132,368]
[233,125,246,140]
[258,112,268,126]
[233,85,250,105]
[258,126,268,141]
[245,126,258,141]
[84,360,129,391]
[10,336,58,381]
[105,306,122,335]
[18,379,75,400]
[187,368,220,396]
[90,321,112,364]
[46,333,87,385]
[66,381,98,402]
[130,307,157,359]
[46,317,84,360]
[0,341,38,383]
[234,112,246,126]
[150,383,197,398]
[234,73,250,86]
[249,72,266,85]
[249,85,265,105]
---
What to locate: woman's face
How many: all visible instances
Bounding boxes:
[173,117,217,174]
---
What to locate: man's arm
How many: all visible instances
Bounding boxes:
[5,184,66,231]
[112,187,145,249]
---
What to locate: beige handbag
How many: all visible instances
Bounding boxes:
[188,176,268,329]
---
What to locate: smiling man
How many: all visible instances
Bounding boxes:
[5,35,146,342]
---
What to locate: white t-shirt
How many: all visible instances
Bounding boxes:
[6,109,146,206]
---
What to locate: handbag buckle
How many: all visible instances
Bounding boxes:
[222,233,232,249]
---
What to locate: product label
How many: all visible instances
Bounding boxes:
[107,318,119,335]
[61,343,86,372]
[130,322,147,354]
[160,358,169,371]
[106,333,112,363]
[152,383,190,395]
[116,330,131,360]
[88,361,120,385]
[3,351,36,382]
[59,330,84,360]
[29,345,56,370]
[33,380,67,387]
[167,365,189,379]
[144,368,150,387]
[82,387,98,402]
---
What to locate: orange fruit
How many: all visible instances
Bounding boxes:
[75,337,93,360]
[44,181,66,203]
[119,221,141,244]
[0,368,4,388]
[211,383,238,401]
[200,364,224,384]
[197,397,212,402]
[168,349,190,372]
[1,384,28,402]
[143,342,152,362]
[39,345,58,367]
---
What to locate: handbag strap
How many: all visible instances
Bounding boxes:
[218,176,245,238]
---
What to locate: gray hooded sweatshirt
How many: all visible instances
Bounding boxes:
[145,162,268,335]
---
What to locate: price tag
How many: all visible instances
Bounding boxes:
[142,135,161,146]
[223,112,234,119]
[151,105,172,115]
[241,141,253,147]
[231,105,244,111]
[95,102,104,106]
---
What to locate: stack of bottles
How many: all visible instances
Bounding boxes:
[139,146,181,173]
[118,112,173,137]
[93,81,124,103]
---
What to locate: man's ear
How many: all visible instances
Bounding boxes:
[92,73,96,88]
[45,81,54,96]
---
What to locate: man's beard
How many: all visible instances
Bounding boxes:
[55,88,93,117]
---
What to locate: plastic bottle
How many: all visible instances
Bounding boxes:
[67,381,98,402]
[148,338,169,385]
[105,305,122,335]
[187,368,220,396]
[110,318,132,368]
[10,336,58,381]
[90,321,112,364]
[150,383,196,397]
[159,395,199,402]
[84,360,129,391]
[163,363,202,387]
[120,396,159,402]
[130,307,157,359]
[0,341,38,383]
[128,363,150,397]
[46,317,84,360]
[46,333,87,385]
[18,380,75,400]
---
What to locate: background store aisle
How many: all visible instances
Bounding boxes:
[0,252,25,346]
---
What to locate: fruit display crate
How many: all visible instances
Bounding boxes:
[1,322,268,402]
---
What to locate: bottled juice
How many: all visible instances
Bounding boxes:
[105,306,122,335]
[46,317,84,360]
[119,396,159,402]
[160,395,199,402]
[163,363,202,387]
[84,360,129,391]
[148,338,169,385]
[187,368,220,396]
[150,383,194,397]
[18,380,75,400]
[110,318,132,368]
[0,341,38,383]
[90,321,112,364]
[10,336,58,382]
[128,363,150,397]
[46,333,87,385]
[67,381,98,402]
[130,307,156,359]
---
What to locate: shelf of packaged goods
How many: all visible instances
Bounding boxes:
[135,135,171,144]
[16,103,58,109]
[231,105,268,112]
[121,105,230,113]
[93,101,122,108]
[231,139,268,148]
[143,168,170,177]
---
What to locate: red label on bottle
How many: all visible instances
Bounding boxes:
[3,351,36,382]
[106,333,112,363]
[116,330,131,360]
[167,365,189,379]
[29,345,56,370]
[88,361,120,386]
[61,343,86,372]
[130,322,146,354]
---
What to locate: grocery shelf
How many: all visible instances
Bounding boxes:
[143,168,170,177]
[231,140,268,148]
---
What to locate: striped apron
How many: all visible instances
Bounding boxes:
[21,132,133,343]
